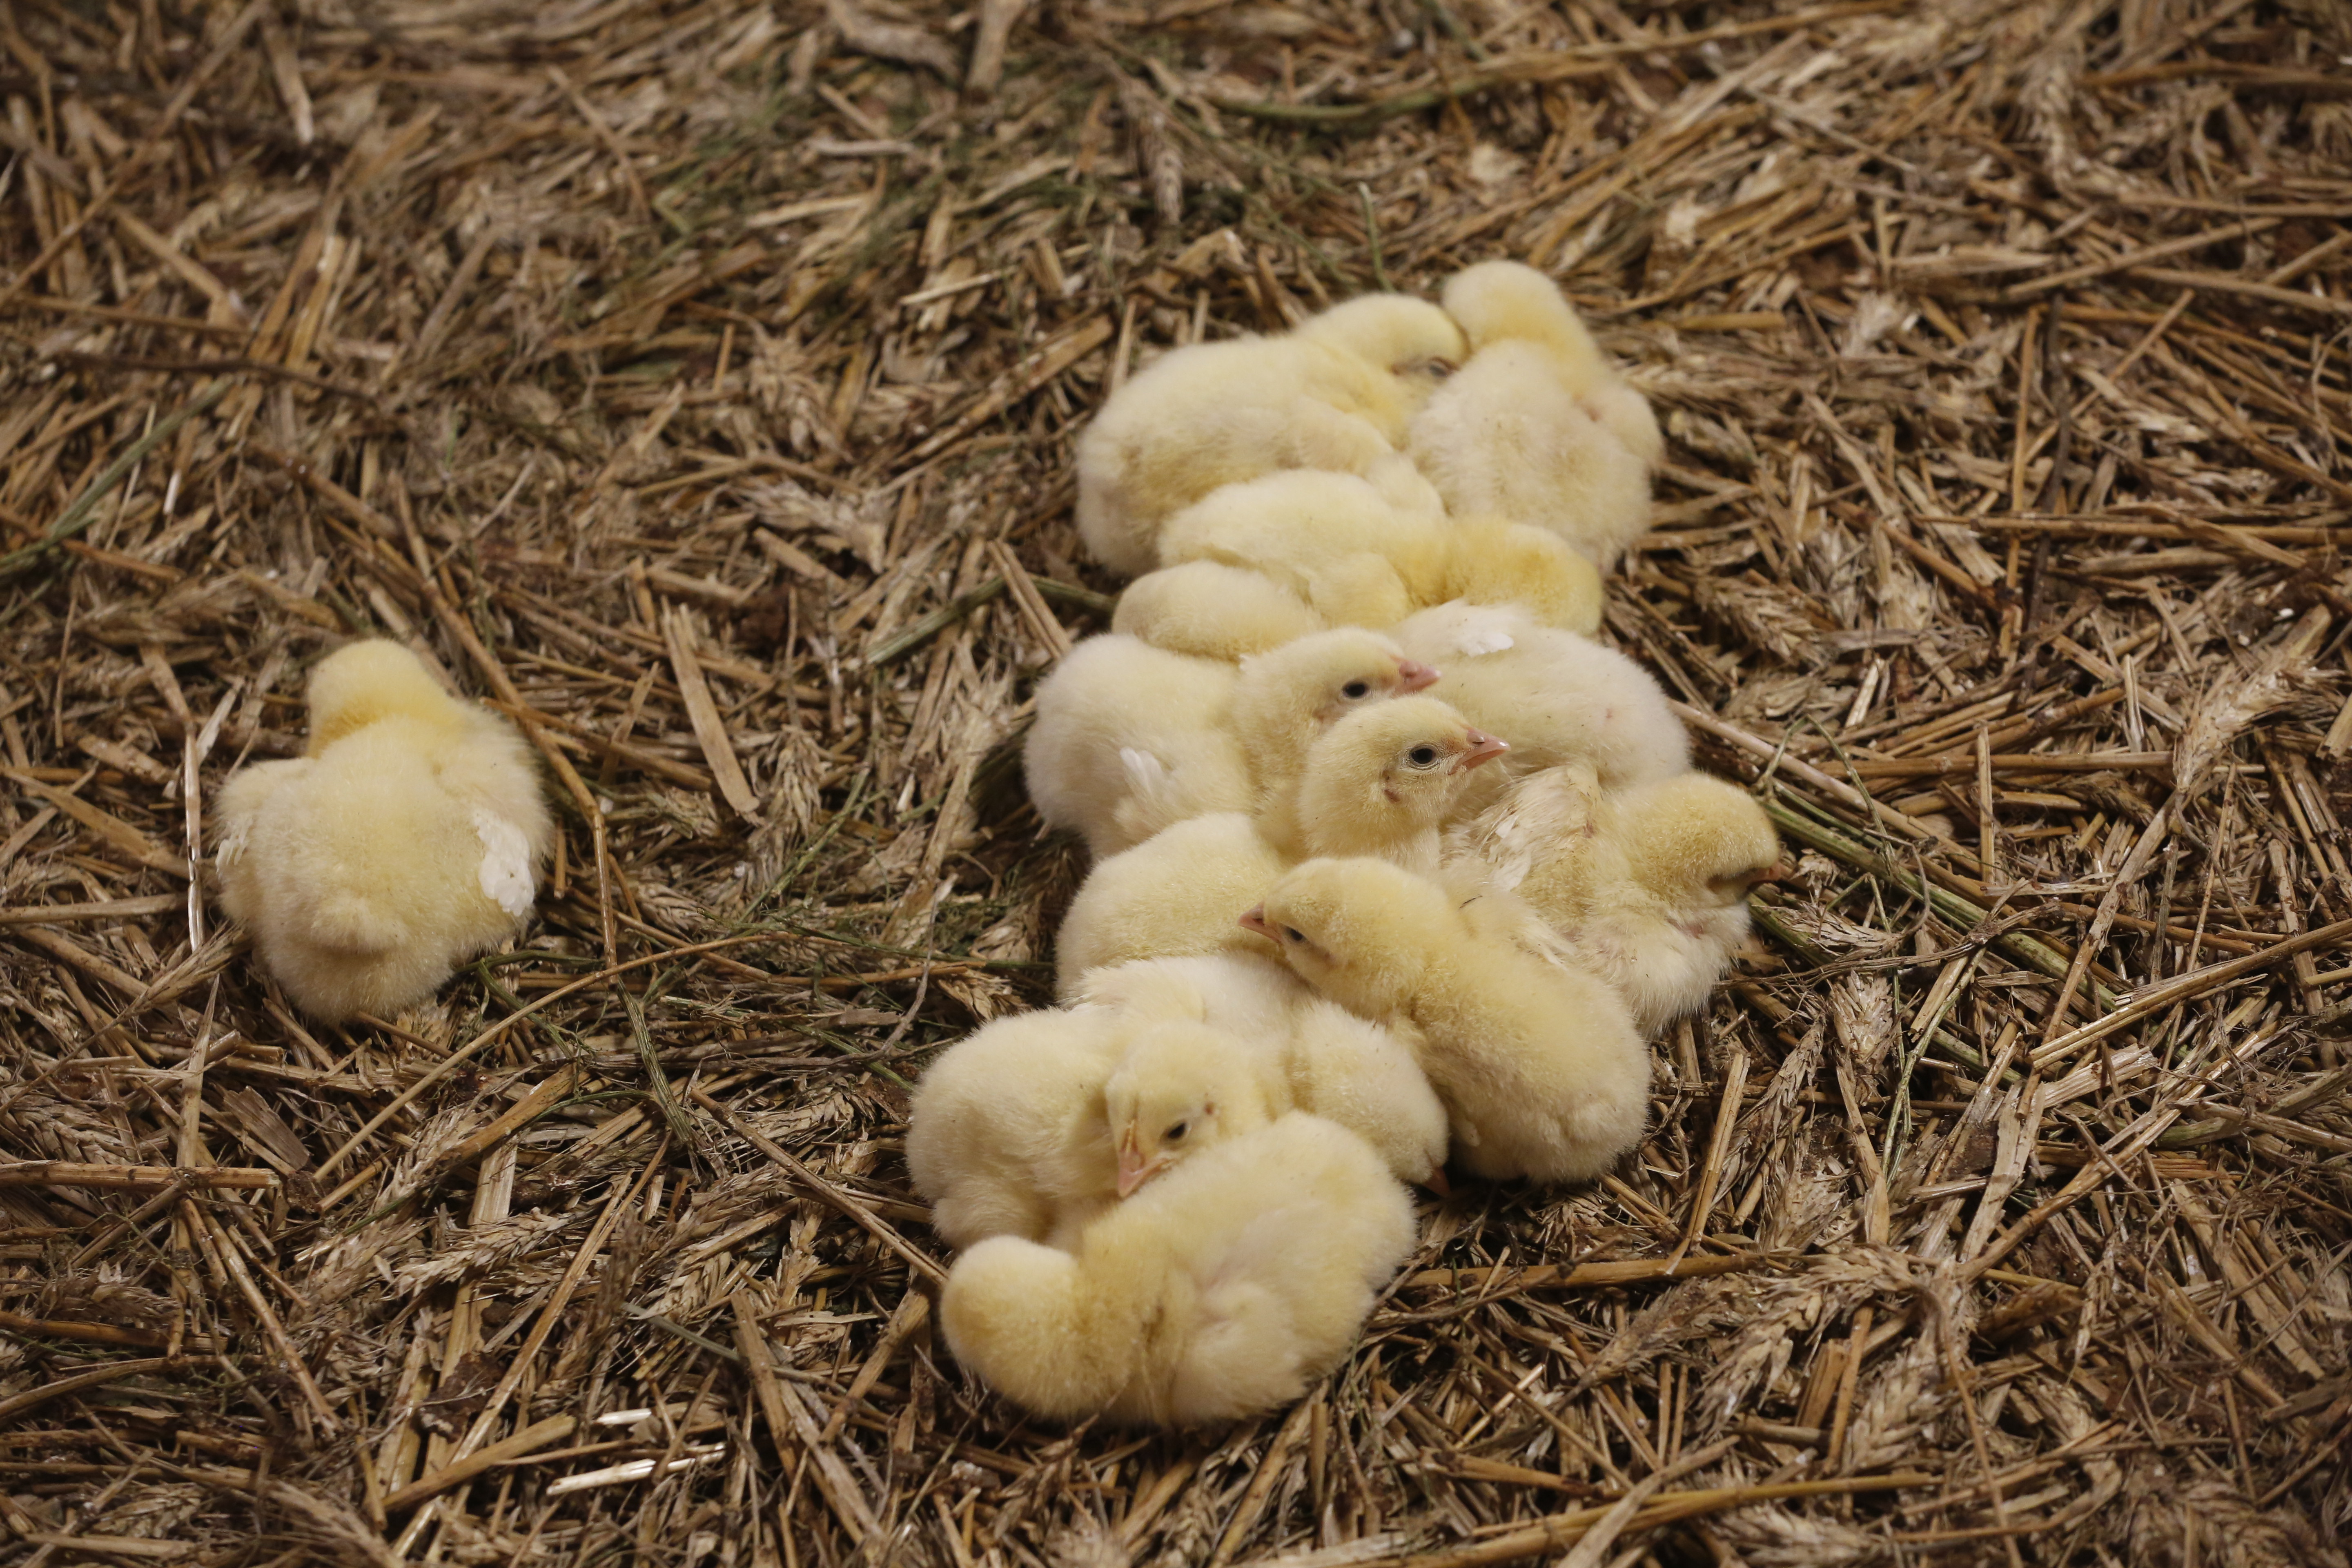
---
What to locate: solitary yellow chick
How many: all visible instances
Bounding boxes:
[1076,295,1466,577]
[1250,857,1651,1185]
[939,1113,1417,1426]
[1024,628,1437,859]
[214,639,550,1022]
[1451,765,1780,1035]
[1408,261,1664,569]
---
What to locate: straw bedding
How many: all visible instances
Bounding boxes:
[1,0,2349,1561]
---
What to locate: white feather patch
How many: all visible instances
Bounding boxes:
[1458,620,1515,658]
[1118,746,1169,795]
[472,807,538,920]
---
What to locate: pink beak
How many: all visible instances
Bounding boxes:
[1238,904,1276,940]
[1116,1129,1154,1198]
[1455,731,1509,772]
[1395,659,1440,693]
[1422,1166,1453,1198]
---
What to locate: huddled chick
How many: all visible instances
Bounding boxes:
[1077,295,1466,577]
[1055,697,1504,990]
[939,1113,1417,1426]
[1408,261,1664,568]
[906,1007,1130,1251]
[1449,765,1782,1036]
[1024,627,1436,860]
[1115,470,1602,659]
[214,639,550,1022]
[1392,602,1689,805]
[1247,856,1652,1185]
[1076,952,1450,1189]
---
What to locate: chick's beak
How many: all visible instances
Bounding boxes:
[1115,1127,1158,1198]
[1748,858,1793,888]
[1395,659,1441,693]
[1455,731,1510,772]
[1238,905,1276,940]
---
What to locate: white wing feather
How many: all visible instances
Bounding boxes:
[472,807,539,920]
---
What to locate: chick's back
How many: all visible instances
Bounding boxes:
[216,708,548,1021]
[906,1008,1128,1250]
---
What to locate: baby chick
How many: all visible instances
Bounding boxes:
[1078,952,1450,1189]
[1408,261,1664,568]
[905,1007,1128,1250]
[1393,602,1689,806]
[1129,471,1602,658]
[1249,857,1650,1185]
[939,1113,1417,1426]
[1452,766,1780,1035]
[1076,295,1466,577]
[214,639,550,1022]
[1103,1019,1276,1196]
[1025,628,1440,859]
[1055,697,1504,991]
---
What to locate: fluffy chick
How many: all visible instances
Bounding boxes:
[1126,471,1601,658]
[1102,1019,1277,1197]
[1394,601,1688,810]
[1077,952,1450,1189]
[1055,697,1504,992]
[905,1007,1131,1251]
[1249,857,1650,1185]
[1259,695,1506,871]
[1076,295,1466,577]
[940,1113,1416,1426]
[1408,261,1664,568]
[1025,628,1438,858]
[214,639,550,1022]
[1452,766,1780,1035]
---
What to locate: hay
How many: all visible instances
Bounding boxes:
[1,0,2348,1561]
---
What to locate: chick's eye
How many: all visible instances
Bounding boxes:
[1408,745,1440,767]
[1165,1121,1189,1142]
[1282,926,1305,944]
[1341,679,1370,699]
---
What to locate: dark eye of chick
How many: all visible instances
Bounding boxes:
[1341,679,1370,699]
[1407,744,1440,767]
[1165,1120,1189,1141]
[1283,926,1305,944]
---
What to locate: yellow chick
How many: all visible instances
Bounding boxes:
[1393,602,1688,808]
[905,1007,1131,1250]
[1102,1018,1276,1196]
[1078,952,1450,1190]
[1054,697,1505,992]
[1408,261,1664,569]
[1452,765,1780,1036]
[1112,559,1330,663]
[214,639,550,1022]
[1130,471,1602,657]
[939,1113,1417,1426]
[1247,857,1650,1185]
[1025,628,1439,858]
[1075,295,1466,577]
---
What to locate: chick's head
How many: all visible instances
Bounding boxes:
[1440,261,1600,365]
[1232,629,1440,758]
[1102,1022,1271,1198]
[1615,775,1781,910]
[1244,857,1450,1012]
[1297,295,1467,388]
[306,639,461,752]
[1297,696,1505,844]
